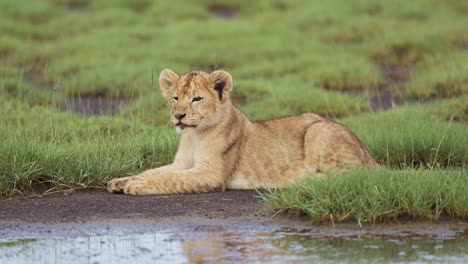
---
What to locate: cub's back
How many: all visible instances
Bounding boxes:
[229,114,325,188]
[228,113,376,188]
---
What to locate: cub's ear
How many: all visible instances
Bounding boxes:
[210,70,233,102]
[159,69,180,99]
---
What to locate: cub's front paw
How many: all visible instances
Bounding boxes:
[123,177,153,195]
[107,177,133,193]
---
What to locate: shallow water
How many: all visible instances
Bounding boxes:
[1,227,467,264]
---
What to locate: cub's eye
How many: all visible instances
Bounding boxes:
[192,97,203,102]
[172,97,178,101]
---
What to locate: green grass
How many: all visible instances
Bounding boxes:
[263,100,468,223]
[341,104,468,168]
[237,79,369,120]
[264,98,468,223]
[406,52,468,99]
[2,0,467,101]
[263,168,467,225]
[0,0,467,222]
[0,67,60,106]
[0,99,177,197]
[429,96,468,123]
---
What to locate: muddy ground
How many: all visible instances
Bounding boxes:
[0,190,267,223]
[0,189,467,237]
[1,189,466,239]
[0,189,308,238]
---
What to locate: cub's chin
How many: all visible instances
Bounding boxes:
[175,123,197,134]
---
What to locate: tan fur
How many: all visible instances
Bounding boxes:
[108,69,377,195]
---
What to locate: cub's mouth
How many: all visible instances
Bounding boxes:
[176,122,197,129]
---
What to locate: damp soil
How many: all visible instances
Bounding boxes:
[0,189,313,239]
[0,189,466,234]
[0,190,268,224]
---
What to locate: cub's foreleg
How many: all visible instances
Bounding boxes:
[122,168,225,195]
[107,136,194,194]
[107,164,186,193]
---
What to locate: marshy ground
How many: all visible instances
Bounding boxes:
[0,0,467,223]
[1,1,467,262]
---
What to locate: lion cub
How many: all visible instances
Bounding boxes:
[108,69,377,195]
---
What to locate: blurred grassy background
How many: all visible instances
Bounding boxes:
[0,0,467,196]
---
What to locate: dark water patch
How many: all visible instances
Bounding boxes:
[370,84,403,110]
[380,65,412,83]
[22,71,55,92]
[23,71,131,115]
[454,40,468,51]
[371,66,412,111]
[54,0,89,12]
[62,96,131,116]
[208,6,239,19]
[273,1,288,11]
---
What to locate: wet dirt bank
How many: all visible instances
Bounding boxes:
[1,189,466,239]
[0,190,267,223]
[0,189,300,238]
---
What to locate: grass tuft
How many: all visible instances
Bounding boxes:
[406,52,468,99]
[263,168,468,224]
[0,100,178,197]
[341,105,468,168]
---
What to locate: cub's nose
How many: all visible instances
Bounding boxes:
[174,113,186,120]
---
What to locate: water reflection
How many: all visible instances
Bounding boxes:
[0,228,466,264]
[270,228,468,263]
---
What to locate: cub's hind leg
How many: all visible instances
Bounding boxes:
[303,121,376,174]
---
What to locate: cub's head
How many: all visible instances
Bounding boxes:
[159,69,234,133]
